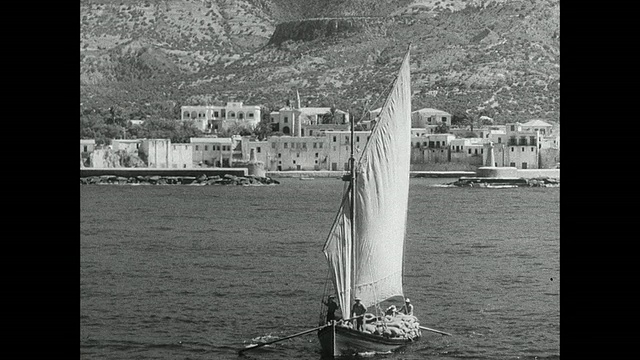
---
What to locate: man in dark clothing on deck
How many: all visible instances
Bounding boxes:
[351,297,367,331]
[323,295,339,323]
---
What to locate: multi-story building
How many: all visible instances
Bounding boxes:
[139,139,193,168]
[411,108,452,127]
[181,102,261,133]
[325,130,371,171]
[270,107,349,136]
[189,137,239,167]
[450,138,486,166]
[266,135,330,171]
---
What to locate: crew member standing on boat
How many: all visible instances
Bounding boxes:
[351,297,367,331]
[399,298,414,315]
[323,295,339,323]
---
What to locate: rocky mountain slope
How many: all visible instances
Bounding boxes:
[80,0,559,124]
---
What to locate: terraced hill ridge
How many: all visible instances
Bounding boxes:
[80,0,559,126]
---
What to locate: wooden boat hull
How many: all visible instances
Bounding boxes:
[317,323,417,357]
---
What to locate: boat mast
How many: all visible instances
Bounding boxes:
[349,113,356,306]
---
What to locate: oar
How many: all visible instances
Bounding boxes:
[419,325,452,336]
[238,324,329,354]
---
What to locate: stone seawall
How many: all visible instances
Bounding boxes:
[80,167,282,186]
[80,167,248,178]
[516,169,560,179]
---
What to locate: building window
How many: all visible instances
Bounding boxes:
[313,142,317,148]
[191,111,197,118]
[468,149,471,154]
[319,143,323,148]
[214,111,219,117]
[272,143,276,149]
[195,145,199,151]
[205,145,209,151]
[83,146,88,152]
[238,112,244,119]
[309,130,313,136]
[521,147,524,152]
[474,149,478,155]
[510,125,515,131]
[302,143,307,149]
[442,117,447,122]
[293,160,296,164]
[284,116,288,123]
[511,147,514,152]
[229,111,236,118]
[333,136,337,142]
[297,153,300,158]
[278,153,281,158]
[498,137,502,143]
[183,111,190,118]
[284,143,288,148]
[257,147,261,153]
[522,162,528,169]
[531,147,534,152]
[315,153,319,157]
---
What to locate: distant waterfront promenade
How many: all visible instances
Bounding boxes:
[80,167,559,179]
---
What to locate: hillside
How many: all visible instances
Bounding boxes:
[80,0,559,125]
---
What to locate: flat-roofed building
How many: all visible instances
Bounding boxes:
[181,102,261,133]
[411,108,452,127]
[80,139,96,154]
[267,135,330,171]
[190,137,236,167]
[139,139,193,168]
[270,107,349,136]
[111,139,143,154]
[325,130,371,171]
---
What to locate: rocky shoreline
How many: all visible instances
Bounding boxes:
[451,177,559,188]
[80,174,280,186]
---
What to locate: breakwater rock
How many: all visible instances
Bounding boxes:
[80,174,280,186]
[451,177,559,188]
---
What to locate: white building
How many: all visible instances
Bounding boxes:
[139,139,193,168]
[80,139,95,154]
[270,106,349,136]
[267,136,329,171]
[325,130,371,171]
[411,108,452,127]
[189,137,238,167]
[181,102,261,133]
[111,139,143,154]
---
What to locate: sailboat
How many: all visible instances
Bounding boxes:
[317,47,421,357]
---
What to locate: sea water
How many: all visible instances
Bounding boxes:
[80,177,559,359]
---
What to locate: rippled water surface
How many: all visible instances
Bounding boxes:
[80,178,559,360]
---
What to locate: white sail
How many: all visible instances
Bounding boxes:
[323,50,412,311]
[322,190,352,315]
